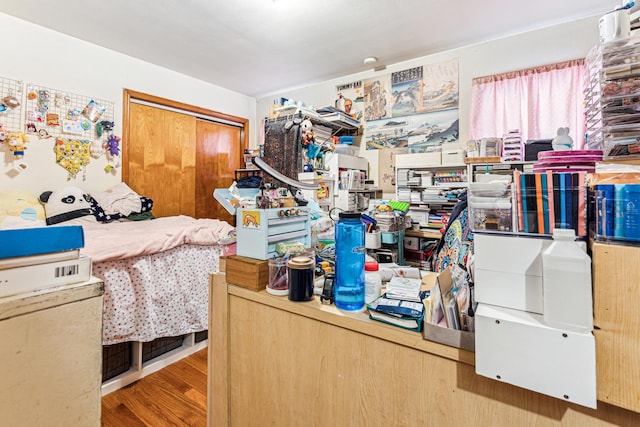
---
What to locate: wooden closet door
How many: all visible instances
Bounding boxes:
[128,103,196,218]
[195,119,242,224]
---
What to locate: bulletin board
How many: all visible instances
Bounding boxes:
[0,76,26,134]
[22,83,114,143]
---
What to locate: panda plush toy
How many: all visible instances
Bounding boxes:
[39,186,97,226]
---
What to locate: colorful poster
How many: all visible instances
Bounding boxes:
[335,81,364,121]
[363,75,392,121]
[391,66,424,117]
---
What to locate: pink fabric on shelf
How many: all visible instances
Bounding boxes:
[469,59,586,148]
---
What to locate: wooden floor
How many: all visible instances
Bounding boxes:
[101,348,208,427]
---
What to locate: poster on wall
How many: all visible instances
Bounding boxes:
[422,58,459,113]
[363,75,393,121]
[363,108,458,152]
[335,81,364,121]
[391,66,424,117]
[356,58,459,153]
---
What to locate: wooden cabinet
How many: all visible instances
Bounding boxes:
[123,90,248,223]
[208,273,640,425]
[0,278,104,427]
[592,241,640,413]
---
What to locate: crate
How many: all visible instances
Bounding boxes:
[225,255,270,291]
[195,330,208,343]
[102,341,132,382]
[142,335,186,363]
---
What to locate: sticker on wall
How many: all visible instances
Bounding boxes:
[241,210,260,229]
[62,119,85,135]
[55,138,91,179]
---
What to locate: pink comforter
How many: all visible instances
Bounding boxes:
[80,215,234,263]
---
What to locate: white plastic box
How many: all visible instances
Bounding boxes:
[441,148,466,165]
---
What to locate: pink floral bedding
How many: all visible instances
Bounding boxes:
[82,215,234,345]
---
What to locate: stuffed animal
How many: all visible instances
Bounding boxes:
[300,119,315,146]
[39,186,96,225]
[552,127,573,151]
[6,132,29,159]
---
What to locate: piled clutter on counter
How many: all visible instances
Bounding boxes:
[0,225,91,298]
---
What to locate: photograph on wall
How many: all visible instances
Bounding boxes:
[422,58,459,112]
[391,66,424,117]
[335,80,364,121]
[363,75,392,121]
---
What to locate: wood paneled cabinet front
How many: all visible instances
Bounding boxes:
[592,241,640,413]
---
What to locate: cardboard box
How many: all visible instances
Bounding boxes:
[423,321,475,352]
[225,255,269,291]
[422,268,475,351]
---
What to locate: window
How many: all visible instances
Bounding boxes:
[469,59,586,149]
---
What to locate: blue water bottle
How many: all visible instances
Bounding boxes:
[334,212,366,311]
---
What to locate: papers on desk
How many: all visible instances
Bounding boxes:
[385,276,424,302]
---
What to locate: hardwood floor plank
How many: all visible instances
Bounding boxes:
[102,348,208,427]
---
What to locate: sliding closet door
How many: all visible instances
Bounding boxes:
[128,103,196,218]
[195,119,242,224]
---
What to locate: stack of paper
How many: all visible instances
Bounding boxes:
[385,276,424,302]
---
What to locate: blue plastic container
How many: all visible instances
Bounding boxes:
[334,212,365,311]
[622,184,640,241]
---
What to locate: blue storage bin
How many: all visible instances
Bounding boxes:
[339,136,354,145]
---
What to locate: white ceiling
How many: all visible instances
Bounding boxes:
[0,0,629,98]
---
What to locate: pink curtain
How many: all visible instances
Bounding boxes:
[469,59,586,148]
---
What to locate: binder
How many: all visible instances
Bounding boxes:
[535,173,544,234]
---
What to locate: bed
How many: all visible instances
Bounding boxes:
[1,186,234,389]
[81,215,233,346]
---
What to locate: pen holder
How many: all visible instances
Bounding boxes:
[365,230,382,249]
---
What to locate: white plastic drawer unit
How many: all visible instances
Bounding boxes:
[475,303,596,408]
[474,232,550,313]
[236,207,311,260]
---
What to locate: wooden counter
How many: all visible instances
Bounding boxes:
[208,273,640,426]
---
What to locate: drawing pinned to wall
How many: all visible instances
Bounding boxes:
[363,75,392,121]
[335,80,364,121]
[378,146,408,193]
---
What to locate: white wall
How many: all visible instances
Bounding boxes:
[256,16,602,189]
[0,13,257,196]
